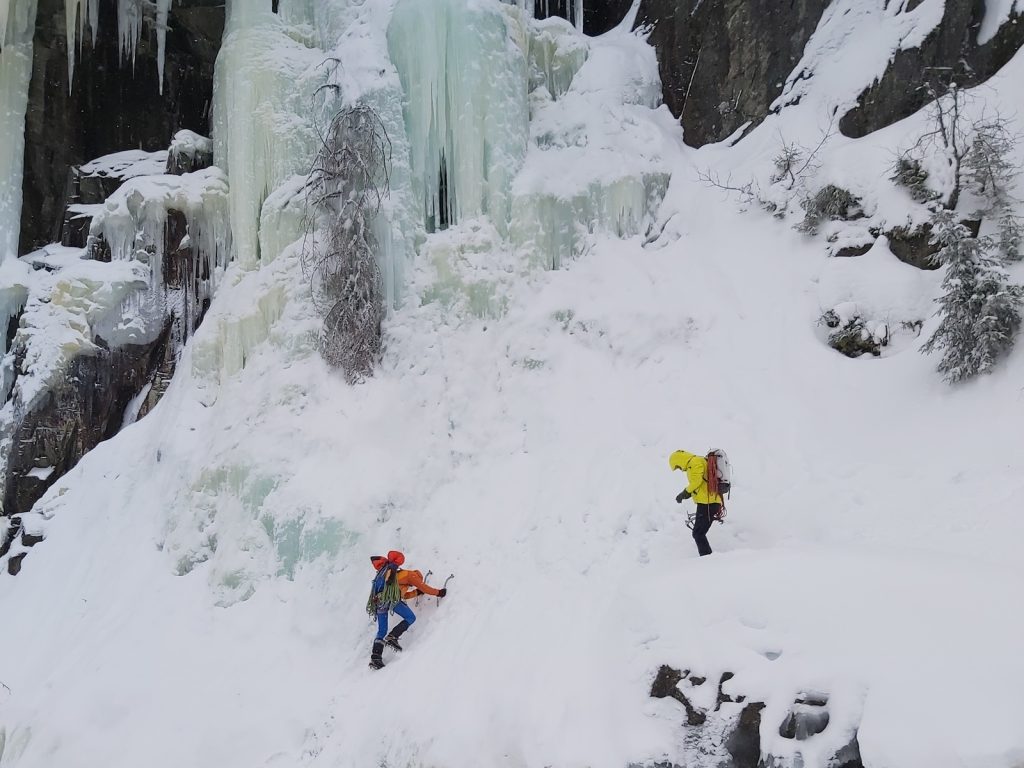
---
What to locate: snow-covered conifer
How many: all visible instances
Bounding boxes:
[923,209,1023,381]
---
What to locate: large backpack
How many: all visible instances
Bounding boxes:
[706,449,732,498]
[366,561,402,617]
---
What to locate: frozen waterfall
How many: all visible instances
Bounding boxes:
[387,0,530,236]
[0,0,36,262]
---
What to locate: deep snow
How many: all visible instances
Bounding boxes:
[1,1,1024,767]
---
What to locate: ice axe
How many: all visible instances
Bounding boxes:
[436,577,452,606]
[416,570,433,605]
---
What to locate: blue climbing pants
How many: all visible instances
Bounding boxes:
[376,601,416,639]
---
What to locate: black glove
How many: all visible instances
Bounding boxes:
[438,588,447,598]
[676,490,691,503]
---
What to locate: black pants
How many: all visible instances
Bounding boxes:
[692,503,720,557]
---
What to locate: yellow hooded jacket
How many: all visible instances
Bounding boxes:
[669,450,723,505]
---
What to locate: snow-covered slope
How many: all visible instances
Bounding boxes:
[2,2,1024,768]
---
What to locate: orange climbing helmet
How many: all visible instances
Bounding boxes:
[387,550,405,566]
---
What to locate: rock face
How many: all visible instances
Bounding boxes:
[19,0,223,253]
[2,1,224,549]
[2,326,172,516]
[635,0,831,146]
[840,3,1024,138]
[2,143,219,521]
[582,0,634,34]
[635,0,1024,148]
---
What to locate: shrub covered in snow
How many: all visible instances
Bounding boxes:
[820,307,889,358]
[890,156,938,203]
[797,184,862,235]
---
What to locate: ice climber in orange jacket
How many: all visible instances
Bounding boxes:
[367,550,446,669]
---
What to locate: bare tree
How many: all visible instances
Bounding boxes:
[694,169,761,206]
[769,127,833,191]
[302,103,391,382]
[696,118,834,220]
[895,77,975,211]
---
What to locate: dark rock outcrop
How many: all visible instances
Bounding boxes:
[19,0,223,254]
[0,517,19,559]
[635,0,831,147]
[883,218,979,270]
[885,225,941,270]
[651,664,706,726]
[840,3,1024,138]
[724,702,765,768]
[583,0,634,35]
[651,665,864,768]
[8,552,27,576]
[2,323,173,517]
[5,161,215,520]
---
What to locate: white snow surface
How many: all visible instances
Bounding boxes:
[2,3,1024,768]
[79,149,170,180]
[980,0,1024,44]
[168,129,213,160]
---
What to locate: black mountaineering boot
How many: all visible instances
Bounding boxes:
[369,639,385,669]
[385,620,410,651]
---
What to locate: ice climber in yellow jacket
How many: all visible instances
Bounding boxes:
[670,450,723,556]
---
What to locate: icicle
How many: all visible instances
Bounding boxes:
[156,0,170,94]
[64,0,80,86]
[88,168,232,345]
[575,0,583,32]
[117,0,143,71]
[64,0,100,90]
[64,0,147,86]
[387,0,529,236]
[0,0,37,261]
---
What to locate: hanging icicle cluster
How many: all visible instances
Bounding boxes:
[498,0,585,32]
[64,0,174,92]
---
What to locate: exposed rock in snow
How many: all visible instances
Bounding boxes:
[636,0,1024,147]
[166,129,214,175]
[79,149,170,182]
[1,130,231,519]
[652,664,864,768]
[839,1,1024,137]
